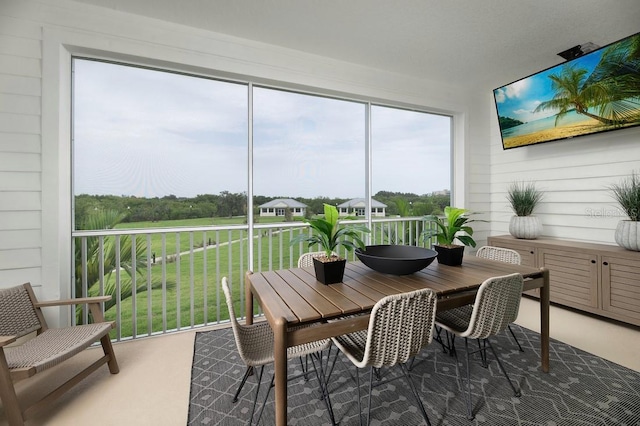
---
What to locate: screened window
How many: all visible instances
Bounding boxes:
[371,105,451,216]
[73,59,451,228]
[73,59,248,228]
[253,87,366,215]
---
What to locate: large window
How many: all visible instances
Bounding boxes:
[73,59,248,228]
[73,59,451,228]
[71,58,453,336]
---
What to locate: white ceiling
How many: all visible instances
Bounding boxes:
[73,0,640,91]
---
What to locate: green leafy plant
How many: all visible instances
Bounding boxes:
[289,203,370,258]
[422,206,478,248]
[507,181,543,216]
[610,171,640,221]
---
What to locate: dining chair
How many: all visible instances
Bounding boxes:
[221,277,335,425]
[330,288,438,426]
[476,245,525,351]
[435,273,524,420]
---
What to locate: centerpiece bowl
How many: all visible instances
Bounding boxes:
[355,244,437,275]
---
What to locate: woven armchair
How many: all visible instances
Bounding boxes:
[331,288,438,426]
[476,245,525,351]
[436,273,524,420]
[222,277,334,425]
[0,282,119,426]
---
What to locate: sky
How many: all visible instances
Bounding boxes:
[493,48,603,124]
[73,59,451,199]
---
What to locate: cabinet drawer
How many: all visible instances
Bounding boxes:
[486,237,536,266]
[538,248,598,309]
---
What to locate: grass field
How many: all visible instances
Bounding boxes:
[92,216,415,338]
[100,217,324,338]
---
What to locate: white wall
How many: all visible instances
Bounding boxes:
[487,92,640,244]
[0,0,477,312]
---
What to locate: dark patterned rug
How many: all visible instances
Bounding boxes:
[188,325,640,425]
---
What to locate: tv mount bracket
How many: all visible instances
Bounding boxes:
[557,42,600,61]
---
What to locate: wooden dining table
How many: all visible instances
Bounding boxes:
[245,255,550,426]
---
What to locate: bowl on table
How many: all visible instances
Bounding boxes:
[355,244,437,275]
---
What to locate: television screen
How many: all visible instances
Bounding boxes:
[494,32,640,149]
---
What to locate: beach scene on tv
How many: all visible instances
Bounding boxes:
[494,32,640,149]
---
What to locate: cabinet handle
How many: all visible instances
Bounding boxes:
[603,261,609,266]
[591,259,596,264]
[530,251,534,254]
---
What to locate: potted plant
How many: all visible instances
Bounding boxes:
[507,181,543,239]
[290,203,370,284]
[422,206,478,266]
[610,171,640,251]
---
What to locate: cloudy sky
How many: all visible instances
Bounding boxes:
[73,59,451,199]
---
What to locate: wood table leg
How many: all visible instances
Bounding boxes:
[273,317,288,426]
[540,268,550,372]
[245,271,253,326]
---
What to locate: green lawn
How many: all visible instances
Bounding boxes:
[97,216,410,338]
[103,217,310,338]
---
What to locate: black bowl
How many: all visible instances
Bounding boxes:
[355,245,437,275]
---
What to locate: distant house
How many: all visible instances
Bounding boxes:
[258,198,307,217]
[337,198,387,217]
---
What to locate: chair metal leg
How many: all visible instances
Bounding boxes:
[254,374,274,426]
[233,366,254,403]
[461,337,475,420]
[355,365,363,426]
[253,351,337,426]
[434,325,449,353]
[366,367,375,426]
[476,338,488,368]
[400,363,432,426]
[485,339,522,397]
[248,366,266,426]
[299,356,310,381]
[374,367,382,382]
[446,330,456,357]
[309,352,337,425]
[508,325,525,352]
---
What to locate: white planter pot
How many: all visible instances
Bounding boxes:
[614,220,640,251]
[509,215,542,240]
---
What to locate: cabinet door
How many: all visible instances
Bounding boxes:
[601,256,640,326]
[538,248,599,310]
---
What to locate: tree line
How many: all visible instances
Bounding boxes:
[75,191,450,228]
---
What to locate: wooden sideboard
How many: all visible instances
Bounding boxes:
[488,235,640,327]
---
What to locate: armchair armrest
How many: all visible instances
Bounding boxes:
[0,335,18,347]
[35,295,112,323]
[35,295,111,308]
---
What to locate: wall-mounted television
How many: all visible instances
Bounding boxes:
[494,31,640,149]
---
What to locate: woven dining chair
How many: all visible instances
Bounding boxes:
[476,245,525,351]
[330,288,438,426]
[221,277,335,425]
[435,273,524,420]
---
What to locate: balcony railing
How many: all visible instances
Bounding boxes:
[72,217,434,341]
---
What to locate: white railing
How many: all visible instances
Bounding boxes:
[72,217,434,341]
